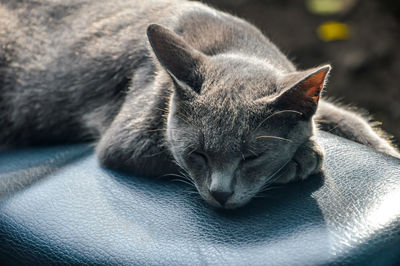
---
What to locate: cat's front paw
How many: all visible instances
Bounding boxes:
[275,139,324,184]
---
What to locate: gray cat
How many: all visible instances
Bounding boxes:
[1,0,398,208]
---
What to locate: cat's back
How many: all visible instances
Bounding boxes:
[0,0,179,69]
[0,0,185,144]
[1,0,292,84]
[0,0,293,145]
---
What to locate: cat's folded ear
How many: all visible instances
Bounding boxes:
[147,24,207,98]
[272,65,331,118]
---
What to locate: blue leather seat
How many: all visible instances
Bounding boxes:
[1,132,399,265]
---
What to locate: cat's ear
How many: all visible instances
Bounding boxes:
[147,24,206,98]
[272,65,331,118]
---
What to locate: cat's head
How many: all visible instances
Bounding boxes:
[147,24,330,209]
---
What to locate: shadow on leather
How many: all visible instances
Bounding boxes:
[103,167,327,247]
[0,145,92,198]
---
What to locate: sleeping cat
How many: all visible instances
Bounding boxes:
[1,0,399,208]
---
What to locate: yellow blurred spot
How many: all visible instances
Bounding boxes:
[317,21,351,42]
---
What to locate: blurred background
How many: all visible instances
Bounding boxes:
[201,0,400,144]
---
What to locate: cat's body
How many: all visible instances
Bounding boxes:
[1,0,398,208]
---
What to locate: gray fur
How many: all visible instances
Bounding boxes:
[1,0,398,208]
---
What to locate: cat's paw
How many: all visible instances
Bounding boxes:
[275,139,324,184]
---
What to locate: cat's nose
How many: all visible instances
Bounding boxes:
[210,190,233,206]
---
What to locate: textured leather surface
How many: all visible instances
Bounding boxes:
[0,132,399,265]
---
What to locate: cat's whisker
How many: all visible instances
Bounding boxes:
[261,159,291,189]
[183,189,199,195]
[253,193,278,199]
[327,124,341,133]
[187,146,200,155]
[154,107,169,113]
[169,129,196,135]
[160,128,196,135]
[171,178,195,187]
[252,194,271,199]
[183,192,202,200]
[142,150,167,158]
[176,104,192,116]
[174,110,196,127]
[260,185,283,193]
[179,170,195,182]
[184,143,197,152]
[253,110,303,132]
[163,169,195,186]
[248,148,258,157]
[176,111,192,121]
[183,144,197,154]
[175,116,193,127]
[172,163,192,182]
[157,172,187,180]
[126,126,195,136]
[160,173,185,178]
[169,139,194,143]
[255,135,292,142]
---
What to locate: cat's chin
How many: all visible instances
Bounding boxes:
[197,186,254,209]
[222,203,246,210]
[225,198,254,209]
[204,198,250,210]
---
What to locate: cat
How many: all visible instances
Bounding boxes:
[0,0,399,208]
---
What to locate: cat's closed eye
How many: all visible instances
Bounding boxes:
[242,153,263,163]
[189,151,208,166]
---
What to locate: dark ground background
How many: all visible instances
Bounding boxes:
[201,0,400,144]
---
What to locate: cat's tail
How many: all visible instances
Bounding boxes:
[315,100,400,158]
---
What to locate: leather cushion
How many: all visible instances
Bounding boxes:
[0,132,399,265]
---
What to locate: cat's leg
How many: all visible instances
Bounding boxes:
[316,100,400,158]
[275,139,324,184]
[95,80,179,178]
[96,112,179,177]
[275,99,400,184]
